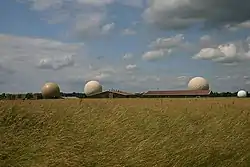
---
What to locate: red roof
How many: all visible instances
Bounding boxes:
[108,89,133,95]
[143,90,211,96]
[89,90,133,96]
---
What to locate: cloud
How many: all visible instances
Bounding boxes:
[143,0,250,30]
[24,0,63,11]
[22,0,113,10]
[19,0,144,38]
[72,11,116,38]
[149,34,184,49]
[199,35,213,48]
[19,0,117,38]
[123,53,134,60]
[23,0,144,10]
[224,20,250,32]
[37,55,75,70]
[73,12,113,38]
[125,64,137,70]
[237,20,250,29]
[75,0,115,6]
[200,35,211,42]
[3,33,242,92]
[0,34,87,92]
[193,39,250,64]
[142,49,172,61]
[101,22,115,34]
[141,34,187,62]
[121,28,137,35]
[2,33,152,92]
[0,34,84,67]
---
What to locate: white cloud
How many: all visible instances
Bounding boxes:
[141,34,186,62]
[0,34,86,92]
[199,35,216,48]
[73,12,117,38]
[1,33,153,92]
[126,64,137,70]
[193,48,224,60]
[193,40,250,64]
[0,34,84,65]
[19,0,117,38]
[200,35,211,41]
[225,20,250,31]
[237,20,250,29]
[2,33,248,92]
[149,34,184,49]
[19,0,144,38]
[74,12,110,37]
[142,49,172,61]
[101,22,115,34]
[37,55,75,70]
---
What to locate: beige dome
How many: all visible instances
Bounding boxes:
[41,82,61,98]
[188,77,209,90]
[84,80,102,96]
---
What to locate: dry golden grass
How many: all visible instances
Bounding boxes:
[1,98,250,167]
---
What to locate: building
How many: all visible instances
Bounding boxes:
[62,97,80,99]
[142,90,212,98]
[87,90,135,98]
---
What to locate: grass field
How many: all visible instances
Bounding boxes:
[1,98,250,167]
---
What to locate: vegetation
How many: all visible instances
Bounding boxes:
[1,98,250,166]
[0,91,248,100]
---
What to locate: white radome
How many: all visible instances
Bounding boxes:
[188,77,209,90]
[84,80,102,96]
[41,82,61,98]
[237,90,247,97]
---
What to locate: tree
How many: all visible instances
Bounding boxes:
[25,93,33,99]
[0,93,6,99]
[17,94,22,99]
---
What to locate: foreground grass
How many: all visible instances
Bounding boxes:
[1,98,250,167]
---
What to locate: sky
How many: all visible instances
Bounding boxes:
[1,0,250,93]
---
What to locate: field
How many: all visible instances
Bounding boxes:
[1,98,250,167]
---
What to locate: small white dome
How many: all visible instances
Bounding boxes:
[188,77,209,90]
[84,80,102,96]
[237,90,247,97]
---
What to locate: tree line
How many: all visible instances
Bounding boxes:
[0,91,248,100]
[0,92,86,100]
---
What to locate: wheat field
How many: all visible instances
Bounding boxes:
[1,98,250,167]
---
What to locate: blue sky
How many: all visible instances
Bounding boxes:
[1,0,250,93]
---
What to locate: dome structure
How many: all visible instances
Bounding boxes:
[237,90,247,97]
[41,82,61,99]
[188,77,209,90]
[84,80,102,96]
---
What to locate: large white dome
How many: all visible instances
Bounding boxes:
[237,90,247,97]
[41,82,61,98]
[84,80,102,96]
[188,77,209,90]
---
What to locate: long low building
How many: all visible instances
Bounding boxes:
[85,89,212,98]
[142,90,212,98]
[86,90,135,98]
